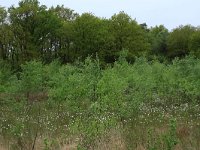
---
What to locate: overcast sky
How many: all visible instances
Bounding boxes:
[1,0,200,30]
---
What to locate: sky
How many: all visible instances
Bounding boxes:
[1,0,200,30]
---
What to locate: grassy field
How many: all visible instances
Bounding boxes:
[0,56,200,150]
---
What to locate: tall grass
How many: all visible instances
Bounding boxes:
[0,55,200,149]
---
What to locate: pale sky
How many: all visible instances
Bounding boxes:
[1,0,200,30]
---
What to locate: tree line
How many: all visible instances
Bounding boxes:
[0,0,200,70]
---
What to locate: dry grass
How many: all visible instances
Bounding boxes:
[0,119,199,150]
[93,129,126,150]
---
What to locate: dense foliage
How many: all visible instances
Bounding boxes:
[0,0,200,70]
[0,0,200,149]
[0,56,200,149]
